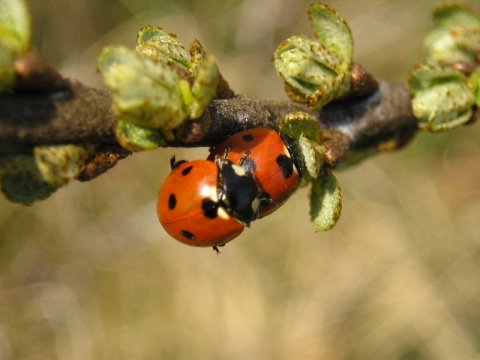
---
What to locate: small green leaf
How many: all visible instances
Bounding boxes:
[409,64,474,131]
[189,46,219,119]
[425,4,480,65]
[433,4,480,28]
[1,171,56,204]
[280,112,324,184]
[279,111,321,142]
[408,64,464,92]
[310,167,342,231]
[0,50,15,90]
[412,82,473,131]
[274,35,351,108]
[116,120,169,152]
[0,144,92,204]
[0,151,56,204]
[308,3,353,64]
[136,26,190,70]
[34,145,94,188]
[0,0,31,91]
[470,68,480,107]
[98,46,190,131]
[298,134,322,180]
[0,0,30,53]
[274,4,353,108]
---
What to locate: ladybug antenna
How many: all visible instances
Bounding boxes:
[170,156,188,170]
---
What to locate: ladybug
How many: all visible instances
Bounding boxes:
[207,128,300,217]
[157,156,264,249]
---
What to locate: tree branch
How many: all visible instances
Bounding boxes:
[0,74,417,172]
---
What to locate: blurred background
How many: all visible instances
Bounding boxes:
[1,0,480,358]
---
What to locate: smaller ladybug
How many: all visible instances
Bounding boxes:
[157,156,265,249]
[207,128,300,217]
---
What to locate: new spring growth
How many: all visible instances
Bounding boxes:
[0,0,31,90]
[0,145,95,204]
[98,26,220,151]
[274,3,353,109]
[409,4,480,132]
[279,112,342,231]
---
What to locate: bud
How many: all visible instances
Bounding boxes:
[0,0,31,90]
[425,4,480,65]
[99,27,220,150]
[274,3,353,108]
[469,67,480,107]
[279,111,324,184]
[137,27,220,119]
[310,167,342,232]
[409,63,475,131]
[136,26,190,71]
[0,145,93,204]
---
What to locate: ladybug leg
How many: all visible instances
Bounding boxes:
[222,146,231,159]
[212,246,222,254]
[260,192,273,207]
[238,150,251,166]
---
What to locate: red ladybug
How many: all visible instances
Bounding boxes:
[157,157,263,249]
[207,128,300,217]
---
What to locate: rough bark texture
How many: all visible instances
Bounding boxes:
[0,79,416,150]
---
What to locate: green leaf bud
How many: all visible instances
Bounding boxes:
[310,167,342,231]
[409,64,475,131]
[0,145,93,204]
[98,46,190,130]
[136,26,190,70]
[274,3,353,108]
[0,0,31,90]
[425,4,480,65]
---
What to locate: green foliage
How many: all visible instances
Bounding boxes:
[280,112,323,184]
[99,46,190,150]
[0,145,94,204]
[409,4,480,132]
[274,3,353,109]
[0,0,30,90]
[409,63,475,131]
[470,68,480,107]
[309,166,342,232]
[99,26,220,151]
[280,111,341,231]
[426,3,480,65]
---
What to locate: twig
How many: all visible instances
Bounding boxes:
[0,61,417,178]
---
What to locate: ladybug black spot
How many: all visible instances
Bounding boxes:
[276,154,294,179]
[168,194,176,210]
[202,199,219,219]
[182,166,193,176]
[181,230,195,241]
[242,134,254,143]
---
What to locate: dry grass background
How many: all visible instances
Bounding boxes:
[1,0,480,359]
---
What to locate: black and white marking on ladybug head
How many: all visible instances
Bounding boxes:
[215,158,261,226]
